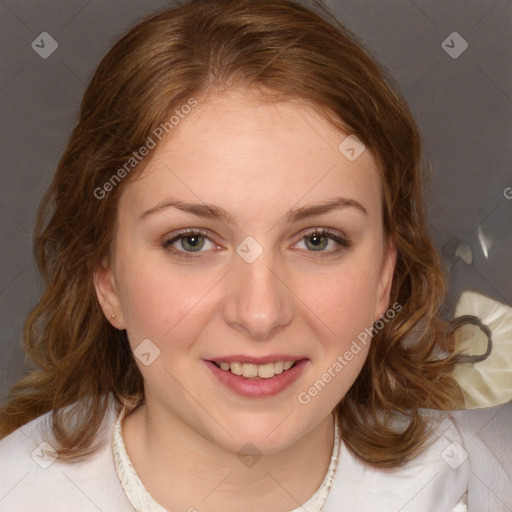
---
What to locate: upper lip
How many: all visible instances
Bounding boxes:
[207,355,308,364]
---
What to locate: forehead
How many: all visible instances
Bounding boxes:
[120,90,382,226]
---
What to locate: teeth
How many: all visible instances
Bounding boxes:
[230,362,242,376]
[257,363,275,379]
[274,361,284,374]
[242,364,258,378]
[215,360,297,379]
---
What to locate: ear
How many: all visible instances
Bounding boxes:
[374,237,397,322]
[93,256,126,330]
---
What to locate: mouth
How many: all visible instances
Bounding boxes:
[204,358,309,398]
[211,360,298,379]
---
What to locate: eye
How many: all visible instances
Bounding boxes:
[294,228,351,254]
[162,229,219,258]
[162,227,351,259]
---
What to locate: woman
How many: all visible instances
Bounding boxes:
[0,1,510,510]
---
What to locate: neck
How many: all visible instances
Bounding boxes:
[122,402,336,512]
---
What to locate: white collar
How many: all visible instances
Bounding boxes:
[112,407,341,512]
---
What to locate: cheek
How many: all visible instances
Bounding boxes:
[298,255,383,341]
[293,262,377,404]
[115,251,211,346]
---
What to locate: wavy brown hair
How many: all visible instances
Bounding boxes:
[0,0,464,466]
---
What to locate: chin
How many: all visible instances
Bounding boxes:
[208,414,306,456]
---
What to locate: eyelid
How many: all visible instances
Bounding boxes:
[162,226,351,257]
[292,227,352,254]
[295,226,350,245]
[162,228,220,248]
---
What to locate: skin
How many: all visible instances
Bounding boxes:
[94,89,396,512]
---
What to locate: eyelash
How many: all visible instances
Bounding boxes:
[162,227,352,259]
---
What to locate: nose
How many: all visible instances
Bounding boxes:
[222,248,295,341]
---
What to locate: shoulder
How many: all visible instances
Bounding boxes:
[325,411,470,512]
[325,404,512,512]
[0,396,134,512]
[450,402,512,510]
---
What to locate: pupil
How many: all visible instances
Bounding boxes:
[183,235,203,251]
[307,233,326,251]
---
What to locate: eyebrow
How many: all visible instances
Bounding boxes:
[139,196,368,224]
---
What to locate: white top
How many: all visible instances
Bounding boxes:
[0,397,490,512]
[112,406,341,512]
[110,405,469,511]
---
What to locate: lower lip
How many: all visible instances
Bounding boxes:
[204,359,309,398]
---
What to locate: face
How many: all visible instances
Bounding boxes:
[94,89,396,455]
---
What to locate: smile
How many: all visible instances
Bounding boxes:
[213,360,297,379]
[205,358,309,398]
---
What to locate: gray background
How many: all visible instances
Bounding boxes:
[0,0,511,401]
